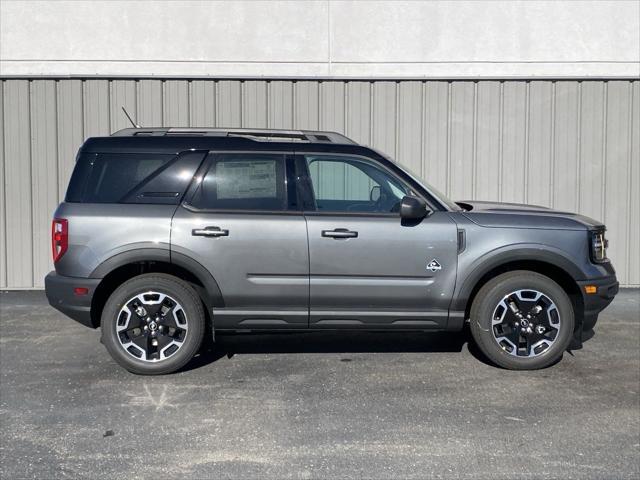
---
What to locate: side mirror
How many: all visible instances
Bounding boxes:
[400,195,429,219]
[369,185,381,202]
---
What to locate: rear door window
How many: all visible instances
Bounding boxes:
[189,153,289,211]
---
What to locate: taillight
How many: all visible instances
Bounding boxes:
[52,218,68,263]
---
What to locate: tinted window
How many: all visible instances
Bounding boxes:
[82,153,174,203]
[122,151,206,204]
[65,152,95,202]
[190,153,287,211]
[306,155,412,213]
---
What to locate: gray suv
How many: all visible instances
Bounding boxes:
[45,128,619,374]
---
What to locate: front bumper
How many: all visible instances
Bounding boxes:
[45,271,101,328]
[576,274,619,331]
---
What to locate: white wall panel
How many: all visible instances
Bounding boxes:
[1,78,638,288]
[29,81,58,286]
[2,1,638,78]
[3,80,33,287]
[603,82,633,285]
[0,81,5,288]
[475,82,501,202]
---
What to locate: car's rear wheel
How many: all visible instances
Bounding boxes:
[101,274,205,375]
[469,271,574,370]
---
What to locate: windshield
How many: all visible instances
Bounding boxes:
[372,149,462,211]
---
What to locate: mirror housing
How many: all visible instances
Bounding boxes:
[399,195,429,219]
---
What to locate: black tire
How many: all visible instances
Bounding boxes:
[101,273,205,375]
[469,271,574,370]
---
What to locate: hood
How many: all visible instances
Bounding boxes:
[456,200,605,231]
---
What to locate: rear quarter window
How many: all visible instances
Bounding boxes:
[83,153,174,203]
[65,152,205,204]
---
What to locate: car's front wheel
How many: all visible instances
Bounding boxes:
[101,273,205,375]
[469,271,574,370]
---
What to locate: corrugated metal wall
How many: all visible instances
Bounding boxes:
[1,79,638,288]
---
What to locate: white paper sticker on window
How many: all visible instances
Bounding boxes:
[217,160,277,199]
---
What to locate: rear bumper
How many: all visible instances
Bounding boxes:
[577,274,619,331]
[45,271,101,328]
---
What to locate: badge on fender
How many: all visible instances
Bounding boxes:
[427,259,442,272]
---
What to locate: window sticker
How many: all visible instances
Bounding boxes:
[217,160,277,199]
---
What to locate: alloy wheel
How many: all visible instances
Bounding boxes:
[116,291,188,362]
[491,289,561,357]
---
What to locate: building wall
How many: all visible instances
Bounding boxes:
[1,78,638,289]
[1,0,639,78]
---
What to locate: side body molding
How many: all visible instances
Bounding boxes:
[89,248,224,308]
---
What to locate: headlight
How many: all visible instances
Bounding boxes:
[590,230,609,263]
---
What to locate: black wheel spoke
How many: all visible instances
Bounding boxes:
[155,332,175,352]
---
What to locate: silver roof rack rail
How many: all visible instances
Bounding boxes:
[111,127,356,145]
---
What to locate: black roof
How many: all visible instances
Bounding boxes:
[111,127,355,144]
[80,128,373,156]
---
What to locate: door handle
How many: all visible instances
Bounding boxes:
[192,226,229,237]
[321,228,358,239]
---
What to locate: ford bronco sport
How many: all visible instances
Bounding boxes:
[45,128,619,374]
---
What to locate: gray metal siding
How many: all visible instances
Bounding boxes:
[1,79,638,288]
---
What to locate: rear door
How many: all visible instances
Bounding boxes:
[299,153,458,329]
[171,151,309,329]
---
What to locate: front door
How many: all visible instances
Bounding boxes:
[301,154,458,329]
[171,152,309,329]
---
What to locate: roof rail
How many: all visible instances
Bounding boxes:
[110,127,357,145]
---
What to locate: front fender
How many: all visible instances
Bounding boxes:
[450,243,586,314]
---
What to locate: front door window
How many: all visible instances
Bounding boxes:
[305,155,413,214]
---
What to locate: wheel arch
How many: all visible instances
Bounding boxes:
[89,249,223,329]
[452,248,585,331]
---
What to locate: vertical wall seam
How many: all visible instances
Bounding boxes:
[81,80,87,140]
[343,81,348,135]
[134,79,139,124]
[27,80,34,287]
[215,81,220,126]
[238,80,242,127]
[212,80,217,127]
[1,81,6,286]
[498,81,504,202]
[318,81,323,129]
[53,80,60,203]
[135,80,141,128]
[394,81,400,160]
[187,80,192,127]
[446,82,452,196]
[106,80,112,134]
[161,80,166,127]
[472,81,478,199]
[420,81,425,178]
[576,81,582,211]
[550,81,556,207]
[264,81,269,127]
[624,81,634,285]
[601,82,608,224]
[524,81,530,203]
[368,81,374,147]
[292,81,297,128]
